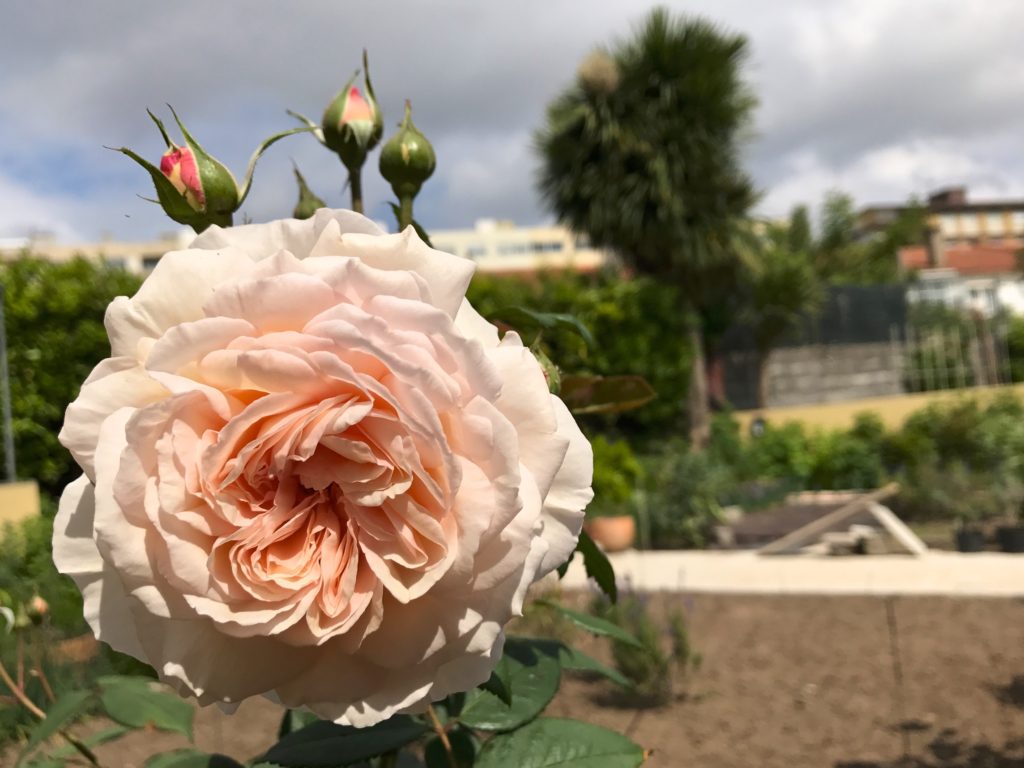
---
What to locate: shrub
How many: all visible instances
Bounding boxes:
[592,593,700,707]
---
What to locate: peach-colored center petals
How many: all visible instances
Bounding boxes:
[54,210,592,727]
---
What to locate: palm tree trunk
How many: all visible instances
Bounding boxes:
[687,325,711,450]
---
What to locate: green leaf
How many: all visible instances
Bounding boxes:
[144,750,244,768]
[556,552,574,579]
[577,531,617,603]
[489,307,594,347]
[534,601,643,649]
[476,718,645,767]
[97,675,194,740]
[278,708,320,739]
[458,638,560,732]
[17,690,94,765]
[558,646,631,688]
[425,727,476,767]
[559,375,656,415]
[479,664,512,707]
[259,716,428,767]
[43,725,131,760]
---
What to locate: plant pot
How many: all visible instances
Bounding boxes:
[585,515,636,553]
[955,528,986,553]
[996,525,1024,553]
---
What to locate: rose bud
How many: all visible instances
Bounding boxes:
[114,107,309,232]
[27,595,48,625]
[379,100,436,203]
[292,162,326,220]
[321,50,384,172]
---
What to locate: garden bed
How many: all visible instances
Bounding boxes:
[5,594,1021,768]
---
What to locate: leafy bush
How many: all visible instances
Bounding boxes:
[1,257,142,496]
[467,271,692,443]
[589,435,644,518]
[641,444,731,549]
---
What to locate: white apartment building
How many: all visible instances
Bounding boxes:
[0,219,609,277]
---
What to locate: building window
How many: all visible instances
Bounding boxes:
[142,254,162,271]
[531,242,564,253]
[465,245,487,259]
[985,213,1005,237]
[497,243,530,256]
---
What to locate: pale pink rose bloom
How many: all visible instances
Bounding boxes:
[54,210,592,726]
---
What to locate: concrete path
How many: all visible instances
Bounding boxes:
[561,549,1024,596]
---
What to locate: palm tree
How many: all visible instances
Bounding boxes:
[536,7,758,448]
[743,221,823,407]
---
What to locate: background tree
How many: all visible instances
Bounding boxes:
[536,7,758,448]
[814,191,925,284]
[0,256,141,497]
[742,221,823,406]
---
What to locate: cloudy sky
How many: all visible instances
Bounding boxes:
[2,0,1024,242]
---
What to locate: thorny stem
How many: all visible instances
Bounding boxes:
[32,665,56,704]
[426,705,457,768]
[0,656,45,719]
[0,658,103,767]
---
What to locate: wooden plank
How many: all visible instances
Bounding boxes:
[758,483,900,555]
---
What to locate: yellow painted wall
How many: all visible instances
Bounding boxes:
[734,383,1024,435]
[0,481,40,525]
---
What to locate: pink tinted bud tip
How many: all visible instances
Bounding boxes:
[160,146,205,209]
[341,87,374,124]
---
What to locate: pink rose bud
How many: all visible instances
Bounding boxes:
[321,50,384,171]
[113,107,310,233]
[159,146,205,212]
[27,595,48,624]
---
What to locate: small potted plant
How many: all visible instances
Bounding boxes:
[993,469,1024,553]
[584,436,643,552]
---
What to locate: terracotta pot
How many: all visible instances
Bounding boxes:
[585,515,636,553]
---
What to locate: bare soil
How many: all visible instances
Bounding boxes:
[13,594,1024,768]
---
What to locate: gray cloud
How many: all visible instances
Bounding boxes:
[2,0,1024,239]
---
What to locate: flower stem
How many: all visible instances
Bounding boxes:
[0,657,44,719]
[397,195,413,231]
[426,705,457,768]
[350,168,364,214]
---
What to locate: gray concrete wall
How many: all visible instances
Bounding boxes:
[765,342,904,407]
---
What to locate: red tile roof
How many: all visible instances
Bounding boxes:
[899,243,1022,275]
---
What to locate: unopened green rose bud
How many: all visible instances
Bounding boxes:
[321,51,384,172]
[114,107,309,233]
[379,101,436,201]
[292,163,326,220]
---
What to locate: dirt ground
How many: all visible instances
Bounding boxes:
[12,594,1024,768]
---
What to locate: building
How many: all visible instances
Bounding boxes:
[428,219,607,274]
[0,220,610,277]
[860,186,1024,245]
[900,242,1024,317]
[0,230,194,275]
